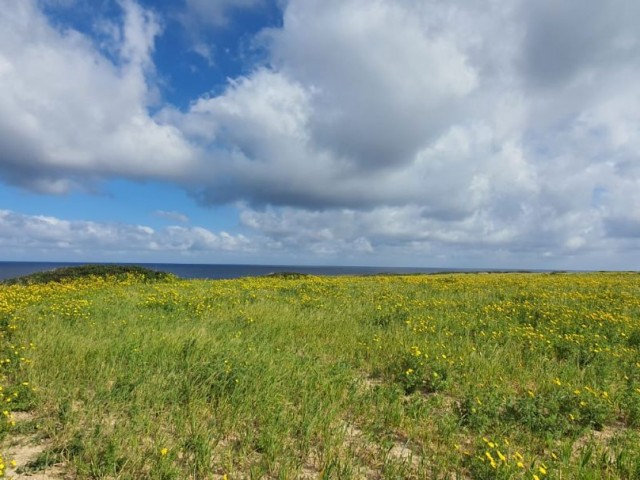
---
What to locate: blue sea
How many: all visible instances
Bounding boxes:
[0,261,488,281]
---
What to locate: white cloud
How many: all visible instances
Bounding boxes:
[0,209,253,258]
[118,0,160,69]
[238,204,625,269]
[0,0,198,193]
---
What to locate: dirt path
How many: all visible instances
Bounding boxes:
[1,413,67,479]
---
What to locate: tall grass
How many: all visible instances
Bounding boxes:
[1,271,640,478]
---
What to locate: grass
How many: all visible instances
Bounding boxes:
[1,268,640,478]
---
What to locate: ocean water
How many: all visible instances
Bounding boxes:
[0,261,476,281]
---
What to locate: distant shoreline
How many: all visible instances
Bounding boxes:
[0,260,603,282]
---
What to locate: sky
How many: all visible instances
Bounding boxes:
[0,0,639,269]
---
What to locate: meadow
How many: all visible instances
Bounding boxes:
[1,269,640,479]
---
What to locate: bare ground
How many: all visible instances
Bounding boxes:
[1,413,68,480]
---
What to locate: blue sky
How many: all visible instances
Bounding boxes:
[0,0,639,269]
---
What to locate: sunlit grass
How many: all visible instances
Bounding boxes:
[1,270,640,478]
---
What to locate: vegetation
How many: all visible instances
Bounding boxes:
[1,264,175,286]
[1,271,640,478]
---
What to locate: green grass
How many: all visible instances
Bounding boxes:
[2,271,640,478]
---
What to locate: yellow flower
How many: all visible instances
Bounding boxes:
[485,452,497,469]
[160,447,169,456]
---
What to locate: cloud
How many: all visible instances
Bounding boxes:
[0,209,253,258]
[239,202,600,255]
[0,0,198,193]
[153,210,190,224]
[177,0,269,64]
[1,0,640,265]
[171,0,489,208]
[520,0,640,89]
[172,0,525,211]
[236,201,640,269]
[270,0,477,167]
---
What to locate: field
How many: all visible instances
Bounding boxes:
[1,270,640,479]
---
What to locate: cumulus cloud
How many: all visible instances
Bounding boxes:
[239,202,604,259]
[0,0,199,193]
[180,0,484,208]
[1,0,640,265]
[0,209,253,257]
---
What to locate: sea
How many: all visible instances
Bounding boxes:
[0,261,494,282]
